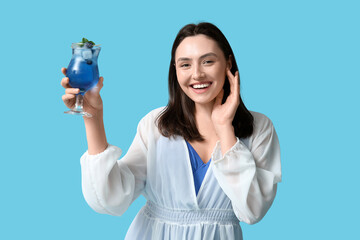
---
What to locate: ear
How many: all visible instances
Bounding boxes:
[227,55,232,70]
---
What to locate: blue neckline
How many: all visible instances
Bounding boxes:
[185,141,212,196]
[185,141,212,166]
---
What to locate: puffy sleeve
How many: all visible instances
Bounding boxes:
[80,116,149,216]
[211,113,281,224]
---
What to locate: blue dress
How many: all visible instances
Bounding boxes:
[80,107,282,239]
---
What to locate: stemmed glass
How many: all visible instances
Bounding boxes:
[64,43,101,117]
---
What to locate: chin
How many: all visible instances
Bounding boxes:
[191,97,216,106]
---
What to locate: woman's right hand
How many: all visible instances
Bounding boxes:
[61,67,104,117]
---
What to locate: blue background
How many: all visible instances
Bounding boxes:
[1,0,359,239]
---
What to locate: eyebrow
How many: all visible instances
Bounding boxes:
[176,52,218,63]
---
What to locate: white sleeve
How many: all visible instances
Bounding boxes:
[80,117,148,216]
[211,115,281,224]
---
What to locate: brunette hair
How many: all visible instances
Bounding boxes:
[157,22,254,141]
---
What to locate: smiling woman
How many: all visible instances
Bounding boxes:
[175,36,228,105]
[61,22,282,240]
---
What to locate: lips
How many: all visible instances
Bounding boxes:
[190,82,212,89]
[190,82,212,93]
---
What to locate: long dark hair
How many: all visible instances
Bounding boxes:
[157,22,253,141]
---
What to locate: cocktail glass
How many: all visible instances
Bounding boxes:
[64,43,101,117]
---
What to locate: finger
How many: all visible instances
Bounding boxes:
[62,94,76,102]
[226,67,234,77]
[65,88,80,94]
[61,77,70,88]
[88,77,104,94]
[61,67,67,76]
[98,76,104,88]
[232,71,240,106]
[227,69,240,95]
[234,71,240,95]
[226,68,235,90]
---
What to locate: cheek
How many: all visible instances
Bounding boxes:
[176,71,190,85]
[212,63,226,76]
[213,67,226,83]
[215,70,226,90]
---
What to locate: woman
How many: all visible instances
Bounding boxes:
[61,22,282,239]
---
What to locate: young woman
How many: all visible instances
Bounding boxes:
[61,22,282,240]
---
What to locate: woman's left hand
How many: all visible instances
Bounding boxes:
[211,69,240,129]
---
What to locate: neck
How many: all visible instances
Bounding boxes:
[194,101,213,120]
[193,100,218,141]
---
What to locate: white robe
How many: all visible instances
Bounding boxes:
[80,107,282,239]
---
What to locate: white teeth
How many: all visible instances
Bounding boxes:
[192,83,210,89]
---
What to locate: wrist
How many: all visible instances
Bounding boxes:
[83,110,107,155]
[214,124,237,155]
[83,109,103,122]
[214,123,234,137]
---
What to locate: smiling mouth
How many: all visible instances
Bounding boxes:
[190,82,212,89]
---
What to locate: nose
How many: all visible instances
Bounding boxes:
[192,64,205,80]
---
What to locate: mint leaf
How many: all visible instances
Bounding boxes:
[74,38,96,48]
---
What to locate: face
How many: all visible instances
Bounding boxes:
[175,34,231,107]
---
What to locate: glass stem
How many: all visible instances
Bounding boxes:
[75,94,84,111]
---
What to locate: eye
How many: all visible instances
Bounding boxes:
[203,60,214,65]
[180,63,190,68]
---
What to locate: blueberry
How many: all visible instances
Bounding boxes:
[86,60,93,65]
[85,42,94,48]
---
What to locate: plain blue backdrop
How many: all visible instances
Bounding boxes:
[1,0,359,239]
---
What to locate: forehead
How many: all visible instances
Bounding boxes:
[175,34,223,59]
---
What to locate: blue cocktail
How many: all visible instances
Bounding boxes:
[64,40,101,117]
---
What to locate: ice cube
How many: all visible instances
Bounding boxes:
[82,49,92,60]
[74,48,82,55]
